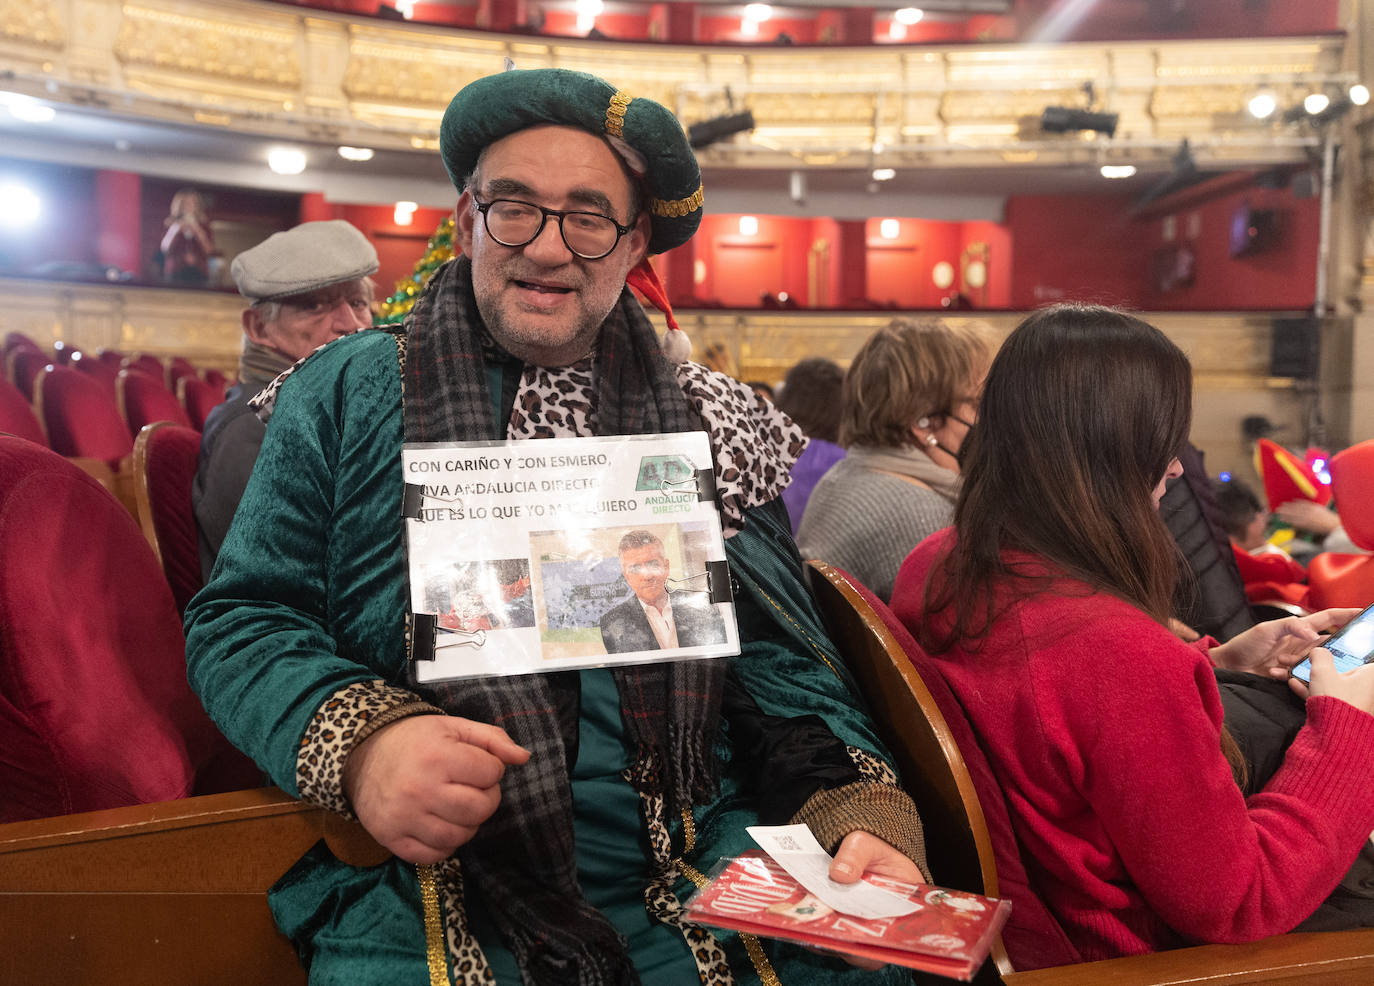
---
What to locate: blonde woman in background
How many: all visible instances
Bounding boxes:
[797,317,992,601]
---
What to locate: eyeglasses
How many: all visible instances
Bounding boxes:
[472,196,635,260]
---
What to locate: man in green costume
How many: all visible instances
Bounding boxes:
[186,67,929,985]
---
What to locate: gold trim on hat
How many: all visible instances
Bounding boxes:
[605,89,632,138]
[649,183,704,218]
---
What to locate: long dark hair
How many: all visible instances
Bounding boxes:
[922,304,1192,652]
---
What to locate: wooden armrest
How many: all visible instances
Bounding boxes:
[0,787,386,984]
[999,929,1374,985]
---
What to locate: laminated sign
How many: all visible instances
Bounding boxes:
[402,432,739,682]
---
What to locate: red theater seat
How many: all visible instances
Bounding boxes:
[5,348,49,402]
[117,368,192,436]
[1307,440,1374,610]
[133,422,205,615]
[0,377,45,446]
[178,374,225,431]
[2,331,42,356]
[202,366,230,394]
[122,353,165,381]
[34,365,133,466]
[0,437,257,823]
[69,350,120,398]
[166,355,198,392]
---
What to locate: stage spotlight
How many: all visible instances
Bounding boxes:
[1040,106,1118,137]
[1247,91,1277,119]
[688,110,756,149]
[1351,84,1370,106]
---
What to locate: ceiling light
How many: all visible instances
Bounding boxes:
[1247,91,1277,119]
[740,17,759,36]
[267,147,307,175]
[1100,164,1136,179]
[0,183,41,227]
[744,4,773,21]
[872,167,896,181]
[888,22,906,40]
[894,7,924,25]
[0,92,55,124]
[337,145,375,162]
[394,201,418,226]
[394,0,415,18]
[1304,92,1330,115]
[1351,84,1370,106]
[739,216,758,236]
[880,219,900,239]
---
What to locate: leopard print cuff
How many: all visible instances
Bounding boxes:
[296,678,443,818]
[791,779,930,882]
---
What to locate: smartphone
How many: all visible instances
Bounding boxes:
[1291,602,1374,684]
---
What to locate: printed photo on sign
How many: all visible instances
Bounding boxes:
[531,521,726,663]
[420,559,535,633]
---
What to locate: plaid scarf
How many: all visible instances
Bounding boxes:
[403,257,726,986]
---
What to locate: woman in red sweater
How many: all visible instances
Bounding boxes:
[890,304,1374,967]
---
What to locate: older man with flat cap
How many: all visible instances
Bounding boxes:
[192,219,377,578]
[187,69,926,986]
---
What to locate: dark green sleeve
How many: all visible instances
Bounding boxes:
[185,333,415,797]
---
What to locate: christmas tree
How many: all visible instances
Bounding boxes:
[377,214,456,325]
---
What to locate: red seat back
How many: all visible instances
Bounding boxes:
[166,355,198,392]
[202,367,230,395]
[3,331,42,355]
[6,348,49,402]
[0,437,252,822]
[122,354,165,381]
[178,375,225,431]
[133,422,205,615]
[0,377,46,446]
[69,350,120,398]
[34,365,133,465]
[118,368,192,436]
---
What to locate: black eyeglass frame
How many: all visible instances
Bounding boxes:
[471,195,637,260]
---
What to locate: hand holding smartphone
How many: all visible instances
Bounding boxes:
[1290,602,1374,684]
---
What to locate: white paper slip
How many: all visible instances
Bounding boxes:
[745,824,922,920]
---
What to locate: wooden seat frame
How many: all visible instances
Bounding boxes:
[0,787,385,984]
[805,560,1374,985]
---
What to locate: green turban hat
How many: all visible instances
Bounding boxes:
[440,68,703,255]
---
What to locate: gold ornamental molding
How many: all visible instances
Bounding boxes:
[114,3,301,88]
[0,0,64,50]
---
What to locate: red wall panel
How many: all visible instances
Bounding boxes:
[1004,194,1142,309]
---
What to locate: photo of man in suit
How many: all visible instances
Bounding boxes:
[599,529,727,654]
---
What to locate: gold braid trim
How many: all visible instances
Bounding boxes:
[677,810,780,985]
[650,183,704,218]
[605,90,632,138]
[418,864,450,986]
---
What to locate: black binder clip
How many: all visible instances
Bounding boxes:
[409,612,437,663]
[402,483,425,520]
[667,560,734,605]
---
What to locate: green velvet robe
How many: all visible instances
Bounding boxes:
[185,331,914,985]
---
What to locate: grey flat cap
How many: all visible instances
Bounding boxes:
[231,220,379,301]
